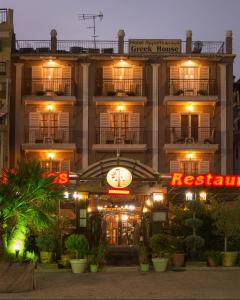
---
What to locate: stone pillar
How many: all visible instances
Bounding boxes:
[14,63,24,165]
[50,29,57,53]
[82,63,90,170]
[186,30,192,53]
[152,64,160,172]
[219,63,227,174]
[118,30,125,54]
[225,30,232,54]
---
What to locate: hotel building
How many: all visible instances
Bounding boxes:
[10,23,235,247]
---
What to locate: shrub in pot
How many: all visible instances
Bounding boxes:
[150,234,170,272]
[212,202,240,267]
[139,245,150,272]
[172,237,185,268]
[204,250,222,267]
[36,234,56,264]
[65,234,88,273]
[88,245,106,273]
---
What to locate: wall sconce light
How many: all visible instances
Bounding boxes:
[46,104,54,112]
[199,191,207,201]
[73,191,78,200]
[47,152,55,160]
[63,191,69,199]
[117,105,124,112]
[187,105,193,113]
[186,191,194,201]
[187,152,194,160]
[152,192,164,202]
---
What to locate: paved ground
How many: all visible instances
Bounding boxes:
[0,270,240,300]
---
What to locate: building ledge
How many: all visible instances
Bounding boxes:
[93,96,147,106]
[92,144,147,152]
[164,143,219,153]
[164,95,218,106]
[22,143,76,152]
[23,95,76,105]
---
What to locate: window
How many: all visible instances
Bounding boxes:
[40,160,60,172]
[180,160,198,175]
[0,62,6,75]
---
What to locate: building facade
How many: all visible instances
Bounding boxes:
[10,26,235,245]
[0,9,13,170]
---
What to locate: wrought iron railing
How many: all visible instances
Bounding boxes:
[95,79,146,96]
[25,127,74,144]
[165,127,216,144]
[0,9,7,24]
[96,127,145,144]
[168,79,217,96]
[23,78,73,96]
[191,41,224,54]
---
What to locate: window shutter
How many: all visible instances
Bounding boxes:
[199,66,209,79]
[58,112,69,142]
[32,66,43,94]
[29,112,40,143]
[170,160,181,173]
[170,113,181,142]
[133,66,143,95]
[103,66,113,79]
[199,113,210,142]
[62,66,71,95]
[129,112,140,143]
[60,160,70,172]
[133,66,143,79]
[199,66,209,93]
[170,66,179,96]
[100,113,111,144]
[32,66,42,79]
[198,160,209,174]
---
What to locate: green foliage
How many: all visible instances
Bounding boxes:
[204,250,222,265]
[88,245,106,266]
[65,234,88,259]
[0,160,62,260]
[36,234,56,252]
[172,237,185,253]
[139,245,149,264]
[185,218,203,229]
[185,235,205,252]
[150,234,172,258]
[212,202,240,252]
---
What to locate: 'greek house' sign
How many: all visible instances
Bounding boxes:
[128,39,181,54]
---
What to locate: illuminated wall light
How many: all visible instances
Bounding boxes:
[187,105,194,112]
[63,191,69,199]
[152,193,164,202]
[47,152,55,160]
[143,207,149,213]
[187,152,194,160]
[121,214,128,221]
[87,207,92,213]
[73,191,78,200]
[186,191,193,201]
[199,191,207,201]
[146,199,152,206]
[183,60,196,67]
[117,105,124,112]
[46,104,54,111]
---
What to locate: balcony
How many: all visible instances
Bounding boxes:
[164,127,218,153]
[23,78,76,104]
[92,127,147,152]
[22,127,76,152]
[94,79,147,105]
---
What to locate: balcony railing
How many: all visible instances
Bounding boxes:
[15,40,225,55]
[96,127,145,144]
[168,79,217,96]
[95,79,146,97]
[0,9,7,24]
[165,127,216,144]
[23,78,73,96]
[25,127,74,144]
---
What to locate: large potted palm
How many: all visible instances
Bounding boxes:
[0,160,62,292]
[150,234,170,272]
[65,234,89,273]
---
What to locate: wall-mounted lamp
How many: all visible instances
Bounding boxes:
[47,152,55,160]
[152,192,164,202]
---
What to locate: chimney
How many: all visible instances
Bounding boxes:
[225,30,232,54]
[50,29,57,53]
[118,29,125,54]
[186,30,192,53]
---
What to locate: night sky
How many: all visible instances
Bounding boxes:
[2,0,240,77]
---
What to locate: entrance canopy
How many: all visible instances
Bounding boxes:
[78,157,159,181]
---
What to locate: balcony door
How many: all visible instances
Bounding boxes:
[181,114,199,142]
[179,67,199,95]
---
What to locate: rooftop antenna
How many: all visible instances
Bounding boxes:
[78,11,103,49]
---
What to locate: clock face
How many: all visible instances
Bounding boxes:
[107,167,132,188]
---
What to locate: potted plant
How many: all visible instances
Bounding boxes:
[150,234,170,272]
[36,234,56,264]
[88,245,105,273]
[212,202,240,267]
[204,250,222,267]
[65,234,88,273]
[139,245,149,272]
[172,237,185,268]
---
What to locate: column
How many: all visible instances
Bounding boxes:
[219,63,227,175]
[14,63,24,165]
[152,64,160,172]
[82,63,90,169]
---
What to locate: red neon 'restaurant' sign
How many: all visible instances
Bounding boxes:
[45,172,69,185]
[170,173,240,187]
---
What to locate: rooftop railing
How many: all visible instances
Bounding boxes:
[0,9,7,24]
[15,40,225,55]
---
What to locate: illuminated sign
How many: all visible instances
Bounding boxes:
[170,173,240,187]
[107,188,131,196]
[107,167,132,188]
[45,172,69,185]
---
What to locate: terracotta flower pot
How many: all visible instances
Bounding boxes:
[207,257,218,267]
[172,253,185,268]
